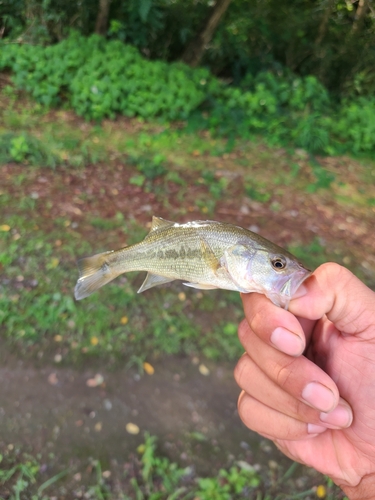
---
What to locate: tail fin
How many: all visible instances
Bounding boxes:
[74,250,117,300]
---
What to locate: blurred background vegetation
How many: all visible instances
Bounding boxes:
[0,1,374,498]
[1,0,375,155]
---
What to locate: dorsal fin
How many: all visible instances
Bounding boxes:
[150,216,174,231]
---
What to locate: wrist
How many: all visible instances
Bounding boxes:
[341,472,375,500]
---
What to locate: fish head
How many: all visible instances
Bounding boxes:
[223,245,311,309]
[247,249,311,308]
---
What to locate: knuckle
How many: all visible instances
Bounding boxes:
[319,262,353,285]
[234,354,249,387]
[238,318,251,343]
[291,397,311,420]
[274,360,295,390]
[237,392,251,423]
[248,309,266,334]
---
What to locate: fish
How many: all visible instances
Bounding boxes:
[74,217,311,309]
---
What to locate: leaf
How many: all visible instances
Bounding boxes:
[139,0,152,22]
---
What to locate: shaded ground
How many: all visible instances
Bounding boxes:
[0,345,263,472]
[1,342,322,498]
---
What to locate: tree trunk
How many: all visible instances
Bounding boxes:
[351,0,370,35]
[182,0,232,67]
[95,0,111,36]
[315,0,335,47]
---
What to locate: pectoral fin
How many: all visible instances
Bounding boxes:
[138,272,175,293]
[183,282,218,290]
[199,237,219,272]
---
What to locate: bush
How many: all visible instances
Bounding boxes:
[0,32,209,121]
[1,32,375,156]
[333,97,375,154]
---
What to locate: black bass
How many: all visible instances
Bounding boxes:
[74,217,311,309]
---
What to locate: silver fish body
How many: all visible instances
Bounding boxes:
[74,217,311,308]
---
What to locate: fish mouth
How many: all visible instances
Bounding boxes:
[277,269,312,309]
[290,269,312,299]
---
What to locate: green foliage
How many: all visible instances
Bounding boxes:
[333,97,375,154]
[131,153,168,180]
[307,164,335,193]
[132,434,261,500]
[132,433,189,498]
[2,33,375,156]
[288,238,328,271]
[0,132,59,167]
[198,71,334,153]
[3,0,375,102]
[0,436,346,498]
[245,185,271,203]
[196,465,260,499]
[0,33,209,121]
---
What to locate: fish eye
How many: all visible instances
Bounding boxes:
[271,256,286,270]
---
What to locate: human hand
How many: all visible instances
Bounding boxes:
[235,263,375,499]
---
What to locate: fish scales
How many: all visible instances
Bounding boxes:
[74,217,311,308]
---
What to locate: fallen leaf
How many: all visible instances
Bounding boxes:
[48,373,58,385]
[143,362,154,375]
[86,374,104,387]
[49,258,60,269]
[126,422,140,435]
[199,364,210,376]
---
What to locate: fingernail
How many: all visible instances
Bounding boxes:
[302,382,336,412]
[292,283,308,299]
[307,423,327,434]
[270,327,304,356]
[320,400,353,428]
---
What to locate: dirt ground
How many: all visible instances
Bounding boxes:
[0,341,288,476]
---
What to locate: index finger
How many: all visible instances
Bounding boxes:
[241,292,313,356]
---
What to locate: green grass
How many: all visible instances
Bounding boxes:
[0,435,347,499]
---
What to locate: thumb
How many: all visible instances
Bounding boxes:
[289,263,375,339]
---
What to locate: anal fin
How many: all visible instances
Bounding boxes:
[183,282,218,290]
[138,272,175,293]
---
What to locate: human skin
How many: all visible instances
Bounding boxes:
[234,263,375,499]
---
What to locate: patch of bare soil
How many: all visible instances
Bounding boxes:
[0,344,287,478]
